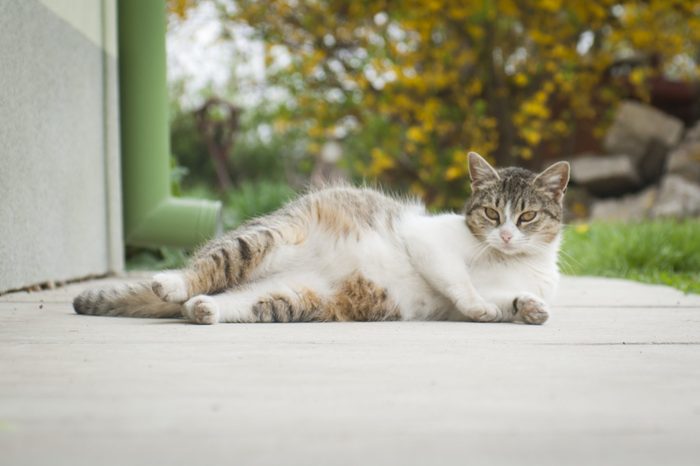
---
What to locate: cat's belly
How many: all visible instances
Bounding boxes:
[349,234,449,320]
[258,229,450,320]
[369,267,448,320]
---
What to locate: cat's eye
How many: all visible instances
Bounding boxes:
[518,211,537,223]
[484,207,500,222]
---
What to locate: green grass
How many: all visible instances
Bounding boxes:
[561,220,700,294]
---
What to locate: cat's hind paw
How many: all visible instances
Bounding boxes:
[514,294,549,325]
[183,295,220,325]
[152,272,189,303]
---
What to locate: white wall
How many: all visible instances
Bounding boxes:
[0,0,123,293]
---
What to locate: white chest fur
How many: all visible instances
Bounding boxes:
[395,212,560,320]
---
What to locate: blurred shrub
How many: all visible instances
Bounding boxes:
[184,179,296,227]
[217,0,700,209]
[222,180,296,228]
[170,93,301,189]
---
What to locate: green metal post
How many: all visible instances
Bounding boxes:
[118,0,221,248]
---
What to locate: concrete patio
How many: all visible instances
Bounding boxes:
[1,274,699,466]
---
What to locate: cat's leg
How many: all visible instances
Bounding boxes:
[409,254,503,323]
[182,273,329,324]
[153,219,304,303]
[402,220,503,323]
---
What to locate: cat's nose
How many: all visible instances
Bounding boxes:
[500,230,513,243]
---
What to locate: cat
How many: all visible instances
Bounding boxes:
[73,152,569,325]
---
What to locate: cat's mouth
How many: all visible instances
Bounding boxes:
[489,240,526,256]
[498,243,519,254]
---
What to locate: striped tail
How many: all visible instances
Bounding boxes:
[73,282,182,318]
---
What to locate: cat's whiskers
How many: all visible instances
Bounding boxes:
[555,249,581,274]
[518,241,577,274]
[469,241,492,266]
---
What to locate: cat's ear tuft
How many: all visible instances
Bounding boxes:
[468,152,499,189]
[534,161,570,203]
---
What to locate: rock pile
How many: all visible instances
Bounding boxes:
[569,100,700,221]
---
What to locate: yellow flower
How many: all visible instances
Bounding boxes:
[308,125,324,138]
[168,0,192,18]
[407,126,428,143]
[521,101,550,118]
[538,0,562,12]
[630,29,653,48]
[467,25,484,40]
[514,73,529,87]
[466,79,483,96]
[629,68,647,86]
[307,142,320,154]
[553,120,568,134]
[368,150,395,176]
[575,223,590,234]
[521,128,542,146]
[445,165,463,181]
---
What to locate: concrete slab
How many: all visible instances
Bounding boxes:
[555,276,700,308]
[1,275,699,466]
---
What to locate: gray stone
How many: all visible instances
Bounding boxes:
[684,120,700,143]
[603,100,684,159]
[562,186,594,222]
[666,140,700,184]
[638,137,669,184]
[651,174,700,219]
[570,153,642,197]
[590,186,658,221]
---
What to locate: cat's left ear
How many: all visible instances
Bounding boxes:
[534,161,570,203]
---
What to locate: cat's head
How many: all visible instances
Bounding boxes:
[464,152,569,256]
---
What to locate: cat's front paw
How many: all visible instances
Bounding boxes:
[183,295,220,325]
[462,300,502,322]
[514,294,549,325]
[152,272,189,303]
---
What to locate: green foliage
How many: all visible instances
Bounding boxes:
[170,106,210,185]
[126,245,190,271]
[169,94,309,189]
[170,156,188,196]
[562,220,700,294]
[185,179,296,228]
[222,180,296,229]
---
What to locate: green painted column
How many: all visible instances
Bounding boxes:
[118,0,221,248]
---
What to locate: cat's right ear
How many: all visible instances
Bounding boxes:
[468,152,500,190]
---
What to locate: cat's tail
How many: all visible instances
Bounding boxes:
[73,281,182,318]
